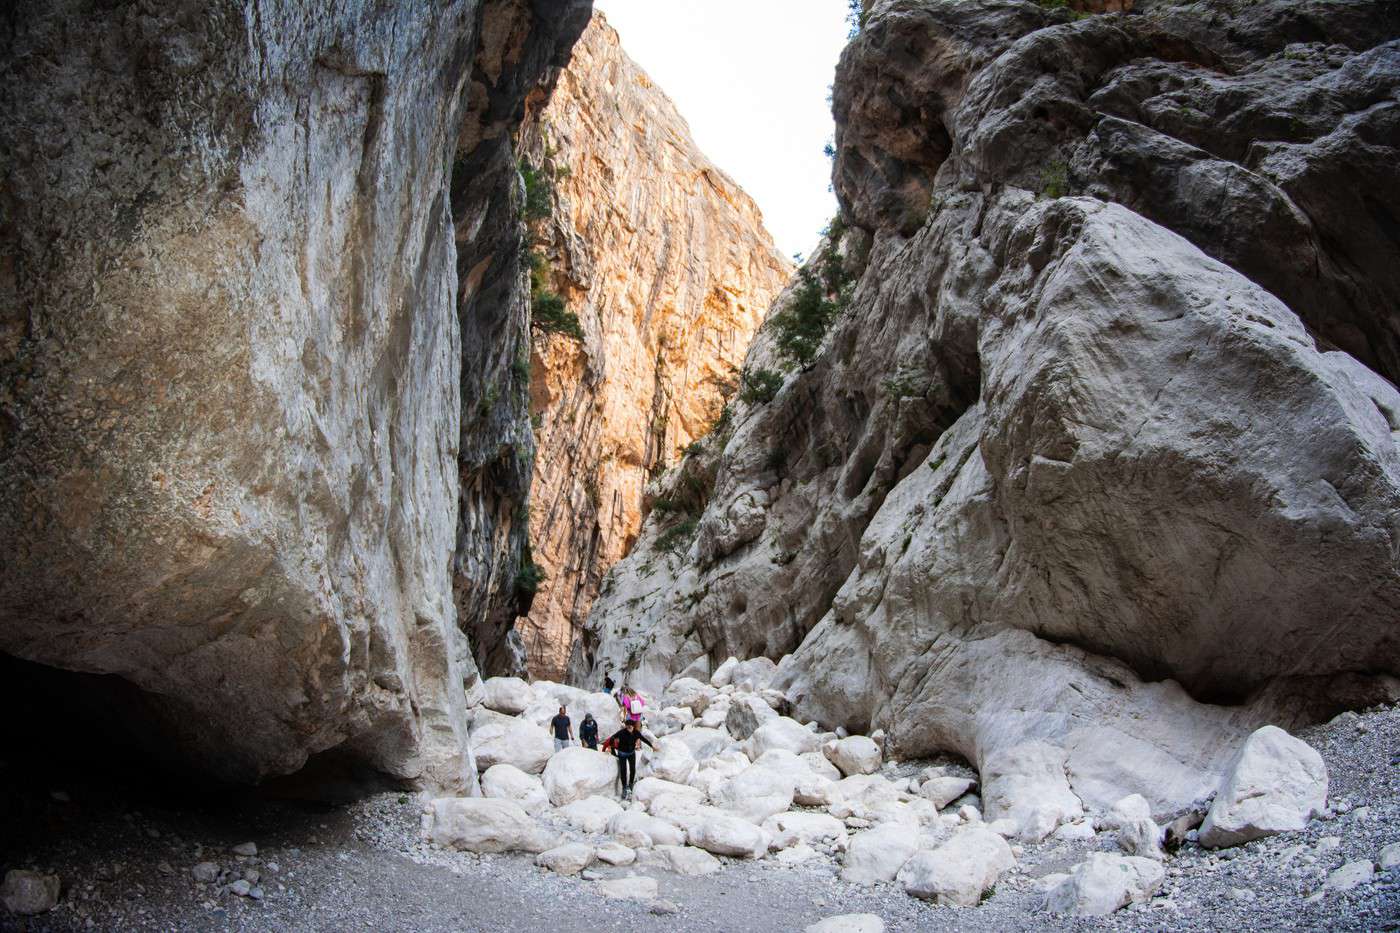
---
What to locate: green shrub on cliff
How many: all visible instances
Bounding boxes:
[740,368,784,405]
[525,247,583,341]
[771,266,842,368]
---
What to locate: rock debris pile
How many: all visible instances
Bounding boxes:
[417,662,1392,921]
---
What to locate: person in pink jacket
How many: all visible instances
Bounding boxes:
[618,686,645,725]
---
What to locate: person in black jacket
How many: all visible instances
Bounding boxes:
[605,719,654,799]
[579,713,599,750]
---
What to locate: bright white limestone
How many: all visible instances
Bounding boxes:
[535,843,595,876]
[480,764,549,814]
[638,844,722,876]
[897,826,1015,906]
[1043,852,1166,916]
[607,810,686,848]
[841,823,921,884]
[823,736,882,777]
[558,796,623,834]
[427,798,559,854]
[920,776,975,809]
[1198,726,1327,848]
[712,765,796,824]
[687,814,771,858]
[542,747,618,806]
[482,677,535,715]
[745,717,821,758]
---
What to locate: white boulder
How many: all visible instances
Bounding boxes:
[981,741,1084,842]
[841,822,921,884]
[755,749,838,806]
[482,676,535,715]
[1198,726,1327,848]
[1,870,60,916]
[801,751,843,781]
[607,810,686,848]
[698,694,732,729]
[649,737,698,785]
[543,747,619,806]
[535,842,595,876]
[633,776,704,807]
[480,764,549,815]
[687,813,772,858]
[1104,794,1153,829]
[650,706,695,737]
[1043,852,1166,916]
[558,796,623,834]
[710,656,740,688]
[823,736,882,777]
[712,765,796,824]
[920,776,976,809]
[831,773,901,810]
[647,793,715,835]
[676,726,732,761]
[726,694,780,739]
[897,826,1015,906]
[746,718,821,758]
[777,843,821,865]
[595,842,636,866]
[730,657,779,692]
[638,844,722,876]
[660,677,716,715]
[762,811,848,850]
[1117,820,1164,860]
[427,798,559,854]
[471,716,555,775]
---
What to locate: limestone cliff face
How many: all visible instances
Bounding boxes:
[515,14,792,680]
[576,0,1400,819]
[0,0,589,787]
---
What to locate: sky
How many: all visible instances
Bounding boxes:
[591,0,851,260]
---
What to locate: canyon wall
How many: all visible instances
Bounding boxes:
[0,0,588,788]
[574,0,1400,819]
[514,14,792,680]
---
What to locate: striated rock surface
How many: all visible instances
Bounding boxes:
[515,13,791,680]
[0,0,588,787]
[574,0,1400,818]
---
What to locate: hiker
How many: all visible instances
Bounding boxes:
[604,719,654,799]
[619,686,645,725]
[579,712,599,750]
[550,705,573,752]
[603,672,615,694]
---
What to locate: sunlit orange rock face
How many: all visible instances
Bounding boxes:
[518,12,791,681]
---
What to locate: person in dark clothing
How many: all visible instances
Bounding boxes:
[605,719,654,799]
[603,673,615,693]
[550,706,573,752]
[579,713,599,750]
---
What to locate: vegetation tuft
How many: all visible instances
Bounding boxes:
[525,247,583,341]
[656,518,699,555]
[740,368,784,405]
[1039,160,1070,199]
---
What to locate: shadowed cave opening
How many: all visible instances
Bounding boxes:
[0,653,407,818]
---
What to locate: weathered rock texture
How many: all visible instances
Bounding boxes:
[515,13,791,680]
[0,0,588,787]
[574,0,1400,818]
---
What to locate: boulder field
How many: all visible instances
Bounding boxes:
[424,661,1341,917]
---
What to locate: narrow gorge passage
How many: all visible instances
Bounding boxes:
[2,0,1399,931]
